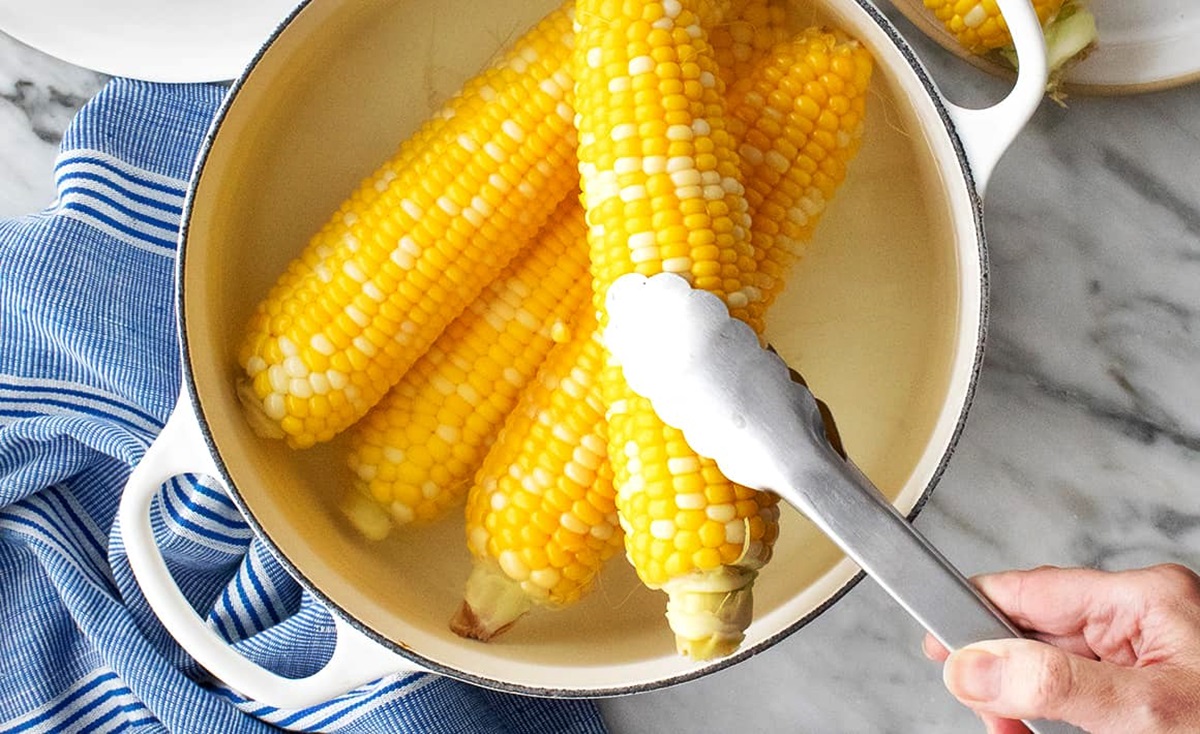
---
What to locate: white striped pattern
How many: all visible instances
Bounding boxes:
[0,374,161,438]
[0,667,152,734]
[51,149,186,258]
[210,557,281,642]
[0,494,116,596]
[217,673,438,733]
[154,476,253,556]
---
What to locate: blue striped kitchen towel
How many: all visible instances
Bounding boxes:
[0,79,607,734]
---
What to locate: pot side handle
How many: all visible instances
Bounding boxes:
[118,393,422,710]
[941,0,1048,197]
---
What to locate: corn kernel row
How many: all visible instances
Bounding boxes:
[734,27,873,319]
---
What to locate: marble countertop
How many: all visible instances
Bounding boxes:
[3,6,1199,733]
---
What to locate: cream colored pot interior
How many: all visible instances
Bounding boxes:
[182,0,978,692]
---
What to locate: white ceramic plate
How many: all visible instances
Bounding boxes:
[0,0,300,82]
[889,0,1200,94]
[1069,0,1200,92]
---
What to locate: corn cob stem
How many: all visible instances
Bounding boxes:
[236,2,579,448]
[998,1,1096,85]
[451,563,535,641]
[663,569,755,659]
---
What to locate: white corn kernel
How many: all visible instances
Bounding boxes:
[629,55,654,75]
[560,512,589,535]
[283,355,308,378]
[498,551,530,581]
[706,504,736,523]
[650,520,676,540]
[531,568,561,590]
[277,335,298,358]
[667,457,701,475]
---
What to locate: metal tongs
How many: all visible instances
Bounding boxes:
[604,273,1085,734]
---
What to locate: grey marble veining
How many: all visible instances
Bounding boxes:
[0,32,105,217]
[2,5,1199,733]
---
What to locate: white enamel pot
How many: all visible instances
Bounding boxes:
[119,0,1048,709]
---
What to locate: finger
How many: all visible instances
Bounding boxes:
[972,565,1200,661]
[923,633,949,662]
[981,714,1029,734]
[924,629,1094,665]
[943,638,1140,733]
[971,566,1116,635]
[1027,630,1099,660]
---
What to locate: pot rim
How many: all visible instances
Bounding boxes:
[175,0,988,697]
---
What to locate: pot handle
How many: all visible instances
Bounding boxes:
[118,394,423,710]
[941,0,1048,196]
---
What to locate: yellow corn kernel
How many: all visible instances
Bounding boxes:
[709,0,792,96]
[730,28,873,318]
[576,0,776,661]
[451,309,622,640]
[342,197,589,534]
[236,2,579,448]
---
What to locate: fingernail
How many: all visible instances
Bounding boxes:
[945,649,1003,703]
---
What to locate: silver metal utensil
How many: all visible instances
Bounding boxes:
[604,273,1085,734]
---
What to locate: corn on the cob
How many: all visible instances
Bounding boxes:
[451,309,621,640]
[574,0,778,660]
[341,197,589,536]
[922,0,1096,76]
[576,10,878,658]
[733,28,873,320]
[236,3,579,448]
[243,69,501,359]
[450,22,872,644]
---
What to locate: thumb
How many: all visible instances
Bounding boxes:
[943,639,1136,732]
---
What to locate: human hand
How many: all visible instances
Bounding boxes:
[922,564,1200,733]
